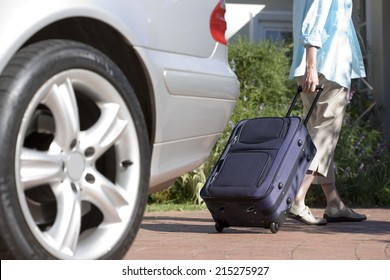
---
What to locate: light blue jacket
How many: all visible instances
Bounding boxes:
[289,0,366,89]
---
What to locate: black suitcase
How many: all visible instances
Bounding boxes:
[200,85,323,233]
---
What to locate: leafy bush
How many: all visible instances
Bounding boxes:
[335,121,390,206]
[228,38,297,121]
[149,38,390,207]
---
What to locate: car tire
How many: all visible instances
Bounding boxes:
[0,40,150,259]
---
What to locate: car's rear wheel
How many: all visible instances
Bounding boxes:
[0,40,150,259]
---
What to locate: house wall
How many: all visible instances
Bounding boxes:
[227,0,291,11]
[226,0,292,42]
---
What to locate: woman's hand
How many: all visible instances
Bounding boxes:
[303,45,319,93]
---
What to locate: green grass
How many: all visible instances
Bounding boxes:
[145,203,207,213]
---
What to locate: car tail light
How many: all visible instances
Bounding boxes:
[210,0,227,45]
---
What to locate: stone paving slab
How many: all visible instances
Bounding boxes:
[125,208,390,260]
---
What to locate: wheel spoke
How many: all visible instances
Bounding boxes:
[80,103,128,159]
[43,78,80,150]
[20,148,64,190]
[81,169,129,223]
[45,182,82,257]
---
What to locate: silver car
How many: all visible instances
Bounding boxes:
[0,0,239,259]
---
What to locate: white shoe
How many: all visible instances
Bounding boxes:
[288,204,327,225]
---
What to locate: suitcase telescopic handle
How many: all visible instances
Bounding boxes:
[286,84,324,126]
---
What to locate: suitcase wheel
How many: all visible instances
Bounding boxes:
[269,222,279,234]
[215,222,225,233]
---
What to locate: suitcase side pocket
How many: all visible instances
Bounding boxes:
[208,150,275,198]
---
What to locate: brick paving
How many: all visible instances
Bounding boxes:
[125,208,390,260]
[1,208,389,260]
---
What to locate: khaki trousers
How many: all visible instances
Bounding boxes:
[299,75,349,184]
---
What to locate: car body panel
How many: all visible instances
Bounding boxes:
[0,0,239,192]
[135,45,238,192]
[0,0,217,72]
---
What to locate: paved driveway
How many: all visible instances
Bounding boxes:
[125,208,390,260]
[1,208,389,260]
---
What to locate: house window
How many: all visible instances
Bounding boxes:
[265,29,292,43]
[255,12,293,43]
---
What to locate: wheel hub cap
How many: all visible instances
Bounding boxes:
[67,152,85,181]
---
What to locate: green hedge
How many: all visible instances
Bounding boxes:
[149,38,390,207]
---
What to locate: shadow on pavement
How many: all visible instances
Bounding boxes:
[141,214,390,236]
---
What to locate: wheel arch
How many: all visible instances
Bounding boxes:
[23,17,156,147]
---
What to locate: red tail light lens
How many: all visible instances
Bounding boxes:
[210,0,227,45]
